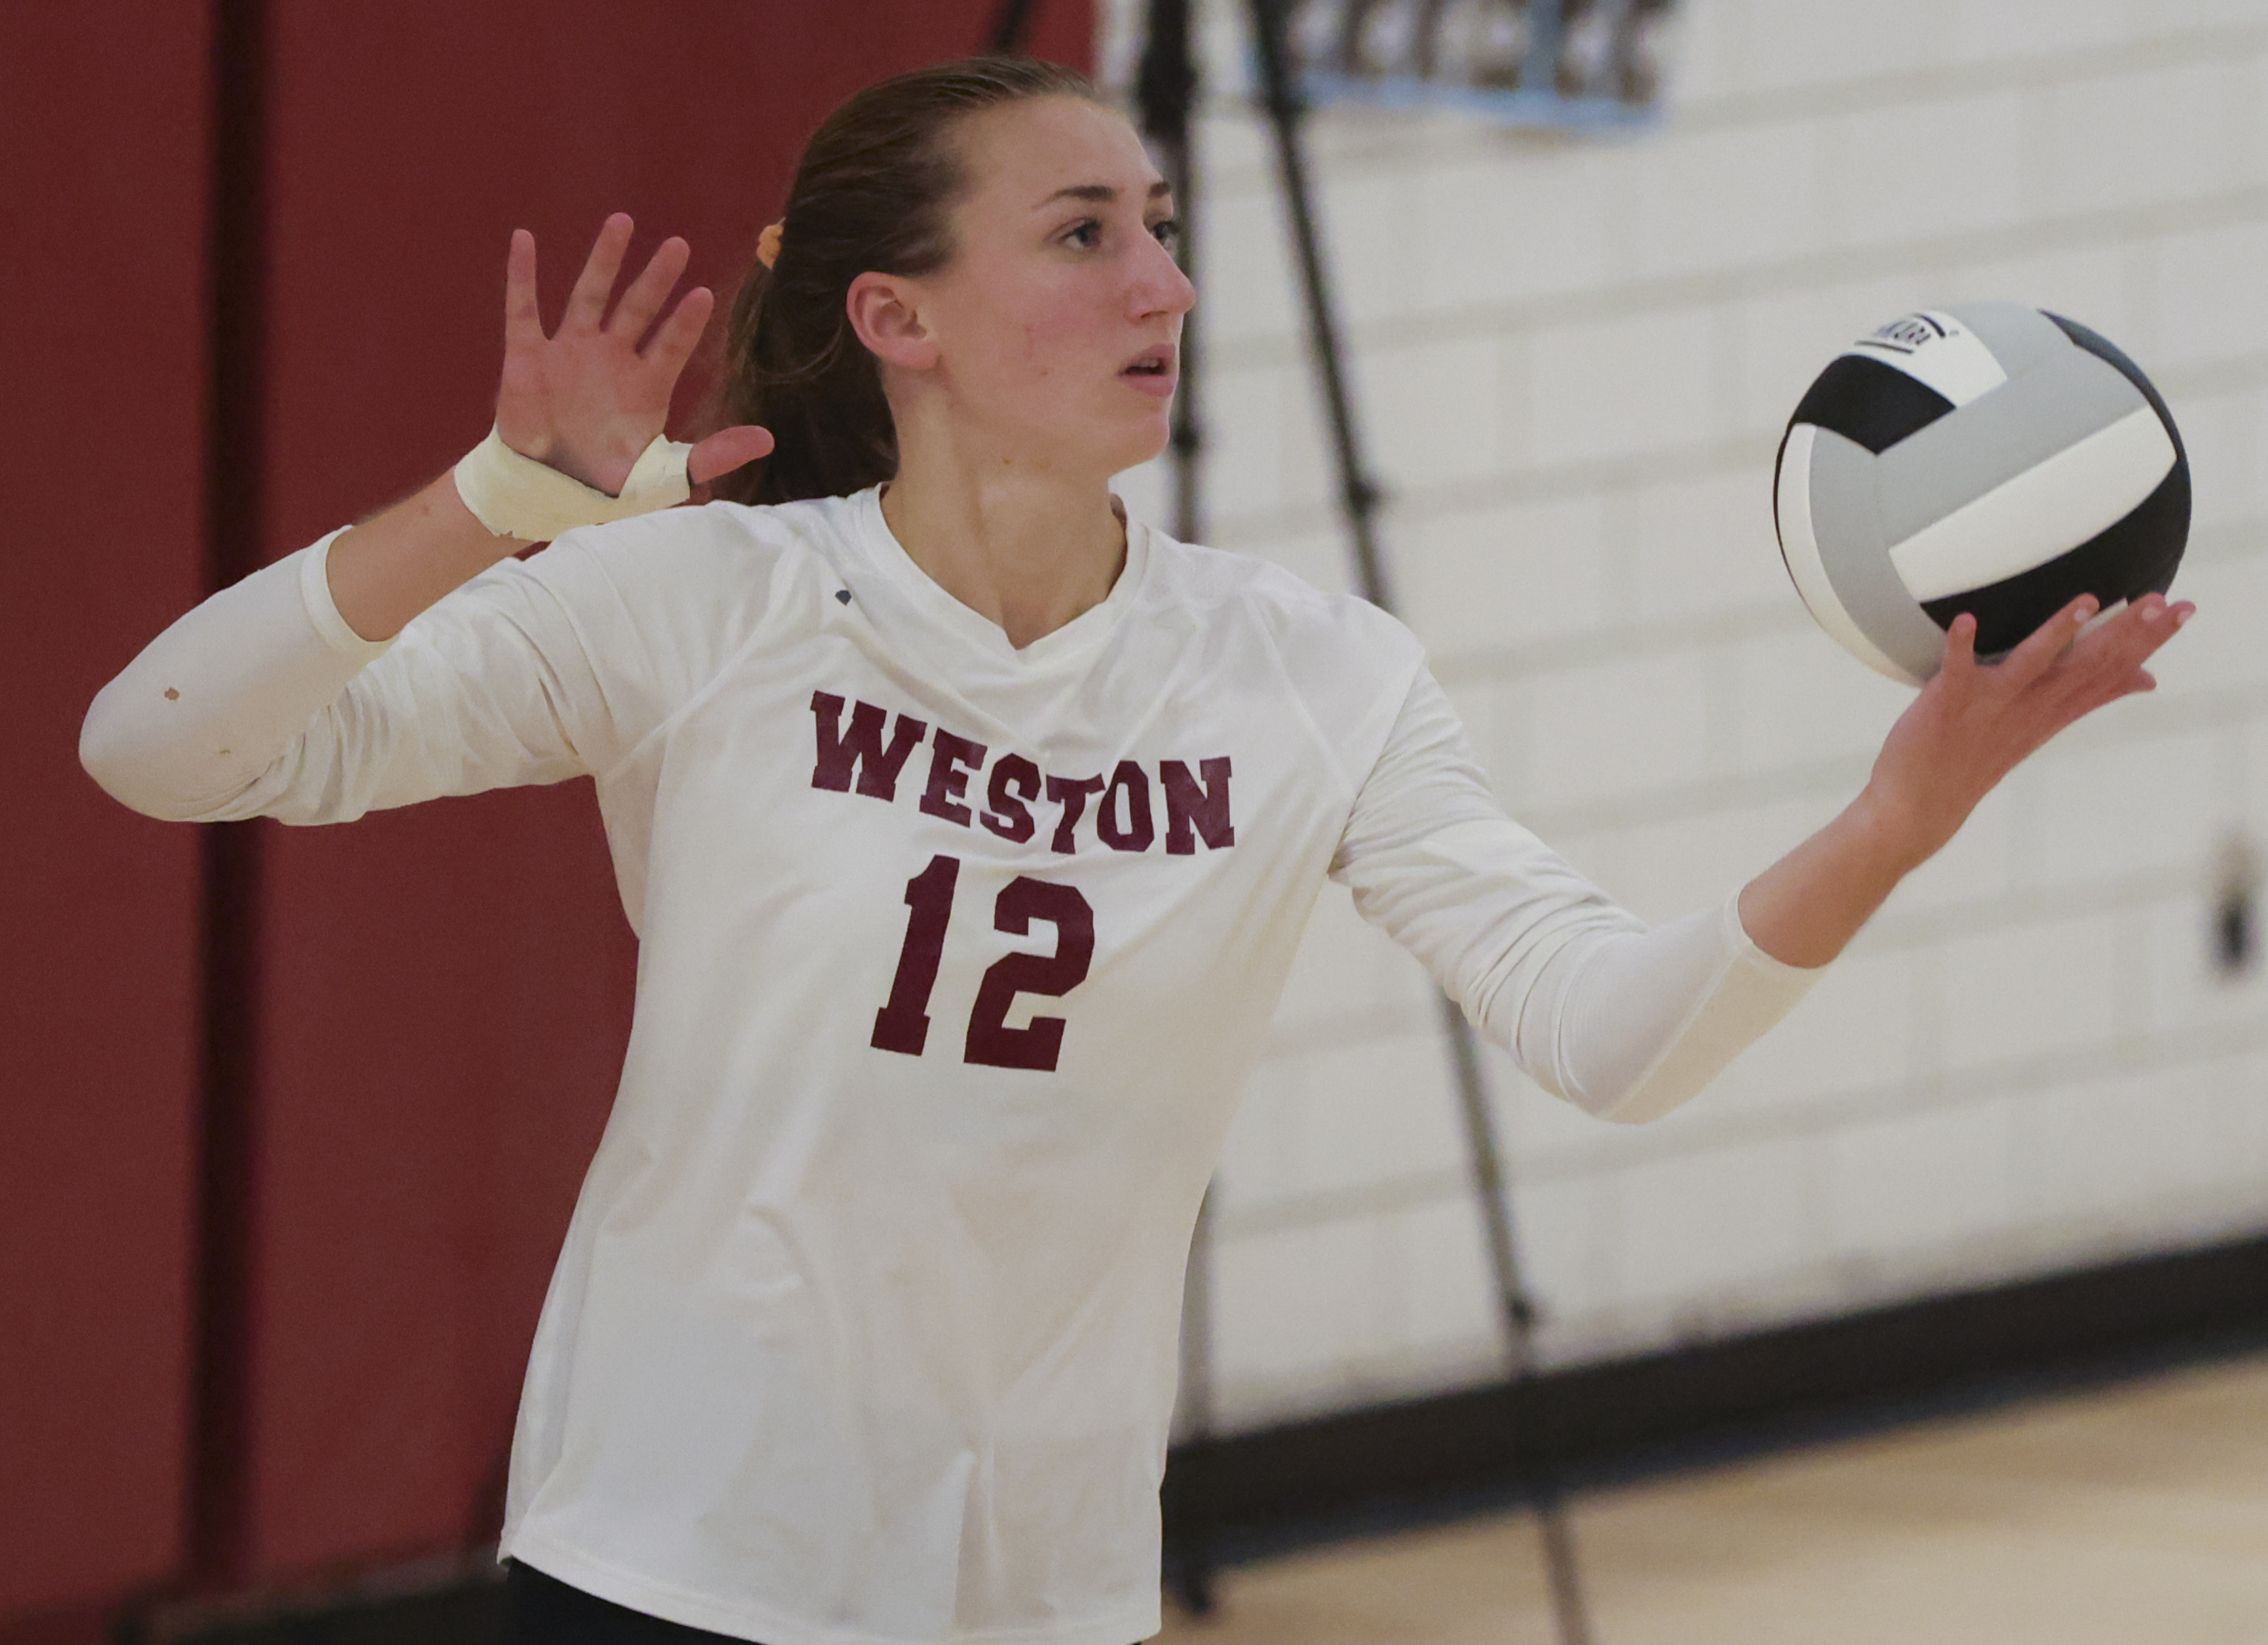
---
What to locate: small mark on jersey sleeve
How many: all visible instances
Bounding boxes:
[834,588,853,605]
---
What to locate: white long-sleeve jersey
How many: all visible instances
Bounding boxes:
[81,488,1818,1645]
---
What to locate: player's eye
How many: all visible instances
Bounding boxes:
[1149,217,1181,252]
[1064,219,1103,250]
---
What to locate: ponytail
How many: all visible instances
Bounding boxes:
[710,56,1101,506]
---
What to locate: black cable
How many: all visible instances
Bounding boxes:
[1243,3,1593,1641]
[986,0,1040,54]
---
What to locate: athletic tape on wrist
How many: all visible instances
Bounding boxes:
[452,427,694,541]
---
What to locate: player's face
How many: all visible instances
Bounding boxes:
[917,96,1194,479]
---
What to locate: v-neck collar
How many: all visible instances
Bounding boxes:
[849,486,1150,670]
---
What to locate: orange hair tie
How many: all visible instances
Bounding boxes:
[756,221,784,270]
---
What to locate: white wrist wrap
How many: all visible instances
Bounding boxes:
[452,427,694,541]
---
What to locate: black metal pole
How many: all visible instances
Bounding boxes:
[188,0,272,1604]
[1138,0,1220,1616]
[1243,4,1592,1641]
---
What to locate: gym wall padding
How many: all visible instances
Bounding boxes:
[0,0,213,1625]
[0,1,1092,1631]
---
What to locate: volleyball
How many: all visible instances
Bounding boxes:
[1773,302,2189,685]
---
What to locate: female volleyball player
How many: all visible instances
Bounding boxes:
[81,57,2189,1645]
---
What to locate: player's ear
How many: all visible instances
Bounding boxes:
[847,273,939,372]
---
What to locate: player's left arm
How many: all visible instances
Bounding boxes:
[1738,590,2191,969]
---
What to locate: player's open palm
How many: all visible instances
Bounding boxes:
[494,212,773,496]
[1870,592,2193,863]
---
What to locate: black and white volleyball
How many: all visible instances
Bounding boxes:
[1773,302,2188,684]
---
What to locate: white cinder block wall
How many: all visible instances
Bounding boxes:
[1101,0,2268,1432]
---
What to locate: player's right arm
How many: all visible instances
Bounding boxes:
[79,216,770,822]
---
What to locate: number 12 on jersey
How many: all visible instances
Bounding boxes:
[871,854,1095,1072]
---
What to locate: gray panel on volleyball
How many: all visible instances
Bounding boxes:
[1945,300,2070,379]
[1808,427,1953,679]
[1873,347,2146,547]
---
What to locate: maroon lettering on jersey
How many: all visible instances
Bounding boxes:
[919,730,988,827]
[982,754,1042,844]
[964,876,1095,1071]
[1097,760,1155,853]
[809,691,928,800]
[1161,757,1235,853]
[1044,774,1105,854]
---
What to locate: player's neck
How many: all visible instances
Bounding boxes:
[880,437,1126,652]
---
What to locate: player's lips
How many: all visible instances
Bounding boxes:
[1120,344,1177,397]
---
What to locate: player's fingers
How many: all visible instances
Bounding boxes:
[689,424,776,485]
[642,285,715,375]
[502,230,544,354]
[2001,594,2098,691]
[1937,611,1979,685]
[610,236,691,340]
[562,213,634,332]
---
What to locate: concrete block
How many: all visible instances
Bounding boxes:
[1215,1056,1304,1214]
[1727,271,1945,444]
[1283,1030,1466,1200]
[2165,387,2267,539]
[1210,1216,1385,1396]
[1880,779,2018,920]
[1705,943,1920,1116]
[1729,626,1913,779]
[2136,888,2268,1040]
[1628,466,1789,624]
[1203,361,1296,522]
[1825,1097,2022,1268]
[1194,180,1299,349]
[1831,90,2034,252]
[1628,118,1837,282]
[1364,333,1508,492]
[1948,0,2151,64]
[1944,240,2141,358]
[1401,492,1615,658]
[2212,1049,2268,1183]
[1658,0,1749,107]
[2012,725,2219,892]
[2043,62,2242,219]
[1608,1134,1818,1307]
[1740,0,1950,92]
[2146,547,2268,703]
[1524,304,1722,469]
[1320,164,1433,330]
[1482,1040,1641,1160]
[1269,880,1437,1047]
[1514,645,1719,812]
[2019,1063,2231,1231]
[1112,453,1173,530]
[1388,1197,1506,1359]
[2146,219,2268,372]
[1933,908,2127,1072]
[1506,1170,1618,1327]
[1240,528,1355,598]
[1414,144,1632,312]
[1603,789,1840,926]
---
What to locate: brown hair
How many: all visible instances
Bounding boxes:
[712,56,1103,506]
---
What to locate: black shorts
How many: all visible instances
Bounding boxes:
[502,1559,758,1644]
[501,1556,1143,1645]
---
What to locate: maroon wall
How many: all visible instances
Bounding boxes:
[0,0,212,1625]
[1,1,1091,1631]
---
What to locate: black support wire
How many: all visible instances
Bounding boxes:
[1241,3,1594,1641]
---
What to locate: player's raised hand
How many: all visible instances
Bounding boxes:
[1867,592,2195,865]
[494,213,773,496]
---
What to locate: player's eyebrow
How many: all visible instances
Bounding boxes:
[1036,181,1175,209]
